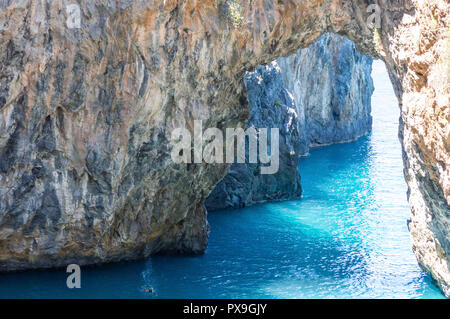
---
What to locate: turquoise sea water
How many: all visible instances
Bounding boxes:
[0,61,445,299]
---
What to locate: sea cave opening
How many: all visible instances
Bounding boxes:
[1,33,445,299]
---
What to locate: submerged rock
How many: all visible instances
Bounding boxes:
[206,34,373,211]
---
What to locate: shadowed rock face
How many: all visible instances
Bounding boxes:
[206,33,374,211]
[0,0,448,295]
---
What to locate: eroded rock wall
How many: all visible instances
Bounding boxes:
[205,62,303,211]
[0,0,448,297]
[278,33,374,154]
[206,33,373,211]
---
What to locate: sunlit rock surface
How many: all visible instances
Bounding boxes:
[0,0,448,297]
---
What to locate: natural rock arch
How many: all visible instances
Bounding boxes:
[0,0,448,295]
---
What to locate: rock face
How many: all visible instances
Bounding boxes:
[278,33,374,155]
[205,62,303,211]
[0,0,448,296]
[206,33,373,211]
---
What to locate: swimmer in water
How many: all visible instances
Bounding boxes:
[142,286,156,295]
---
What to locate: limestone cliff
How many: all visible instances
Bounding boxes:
[0,0,448,296]
[205,62,303,211]
[278,33,374,154]
[206,33,373,211]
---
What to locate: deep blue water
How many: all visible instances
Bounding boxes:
[0,61,445,299]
